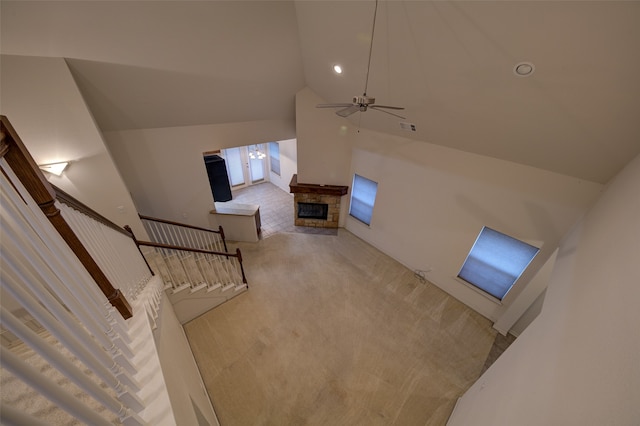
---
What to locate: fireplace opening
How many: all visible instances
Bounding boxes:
[297,202,329,220]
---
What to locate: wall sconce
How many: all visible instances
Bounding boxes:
[39,162,69,176]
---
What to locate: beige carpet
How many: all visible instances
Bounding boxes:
[184,230,496,425]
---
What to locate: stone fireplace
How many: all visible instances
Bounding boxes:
[289,174,348,228]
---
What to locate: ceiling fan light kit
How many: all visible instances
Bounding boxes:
[317,0,405,120]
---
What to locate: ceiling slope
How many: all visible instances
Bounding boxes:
[2,0,639,183]
[1,1,306,131]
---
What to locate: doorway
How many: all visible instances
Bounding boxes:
[221,144,267,190]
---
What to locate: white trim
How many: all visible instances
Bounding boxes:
[454,276,503,305]
[446,397,463,425]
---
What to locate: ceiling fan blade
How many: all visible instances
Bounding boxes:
[372,105,405,110]
[316,103,354,108]
[370,106,406,119]
[336,105,360,117]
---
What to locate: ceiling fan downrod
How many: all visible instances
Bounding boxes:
[363,0,379,97]
[315,0,405,119]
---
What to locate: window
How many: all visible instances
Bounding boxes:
[458,227,539,301]
[269,142,280,176]
[349,174,378,225]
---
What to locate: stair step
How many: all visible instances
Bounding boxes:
[206,283,223,292]
[189,283,208,294]
[221,284,237,292]
[171,283,192,294]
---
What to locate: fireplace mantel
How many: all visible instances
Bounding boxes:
[289,174,348,196]
[289,175,349,228]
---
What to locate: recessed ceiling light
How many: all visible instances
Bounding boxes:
[333,64,343,74]
[513,62,535,77]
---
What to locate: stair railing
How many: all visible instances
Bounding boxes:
[1,115,150,425]
[139,214,228,253]
[55,187,153,303]
[1,115,136,319]
[126,226,248,294]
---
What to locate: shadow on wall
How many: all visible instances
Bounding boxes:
[66,58,297,131]
[45,151,146,236]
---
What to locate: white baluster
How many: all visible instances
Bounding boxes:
[0,164,133,339]
[0,186,136,368]
[0,403,51,426]
[0,257,143,405]
[1,308,126,419]
[0,347,114,426]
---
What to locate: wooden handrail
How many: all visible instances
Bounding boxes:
[131,239,248,285]
[135,240,237,258]
[1,115,133,319]
[55,186,132,237]
[139,213,228,252]
[139,214,222,234]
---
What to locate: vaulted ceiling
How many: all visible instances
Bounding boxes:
[2,1,639,184]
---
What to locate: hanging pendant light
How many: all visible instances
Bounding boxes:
[249,145,266,160]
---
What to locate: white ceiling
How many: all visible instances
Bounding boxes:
[2,1,639,184]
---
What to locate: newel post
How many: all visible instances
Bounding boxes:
[218,225,228,252]
[1,116,133,319]
[235,248,248,285]
[124,225,155,276]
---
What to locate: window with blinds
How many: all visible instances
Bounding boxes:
[458,227,540,300]
[269,142,280,176]
[349,174,378,226]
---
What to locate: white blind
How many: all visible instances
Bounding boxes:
[224,148,245,186]
[349,174,378,225]
[458,227,539,300]
[269,142,280,176]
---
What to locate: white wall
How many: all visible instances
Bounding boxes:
[509,288,545,337]
[447,153,640,425]
[268,138,297,194]
[0,54,147,238]
[154,293,219,426]
[295,87,354,187]
[494,248,557,335]
[1,54,221,423]
[104,120,295,229]
[295,87,359,227]
[295,87,603,324]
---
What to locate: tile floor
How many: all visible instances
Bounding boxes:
[231,182,337,238]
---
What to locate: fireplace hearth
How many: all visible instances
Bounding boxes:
[289,175,349,228]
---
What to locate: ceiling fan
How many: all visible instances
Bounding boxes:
[317,0,406,120]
